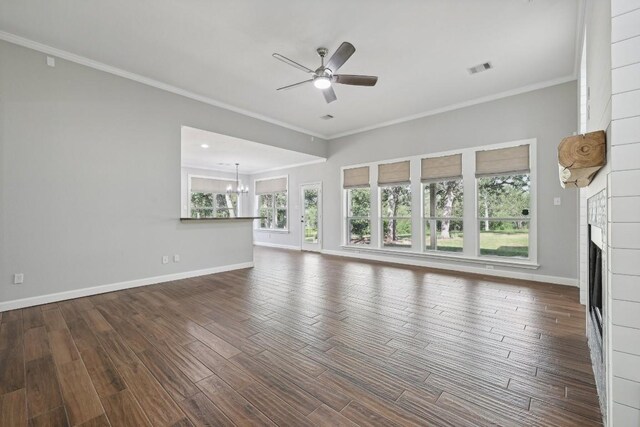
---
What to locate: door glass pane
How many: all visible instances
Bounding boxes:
[304,188,319,243]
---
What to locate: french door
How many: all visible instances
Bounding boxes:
[300,183,322,251]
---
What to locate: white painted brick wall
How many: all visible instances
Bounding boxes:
[611,273,640,302]
[611,116,640,145]
[610,196,640,223]
[612,325,640,354]
[613,377,640,410]
[612,63,640,94]
[612,35,640,67]
[609,2,640,425]
[612,300,640,328]
[612,8,640,42]
[612,90,640,119]
[610,223,640,248]
[612,0,640,16]
[613,402,640,425]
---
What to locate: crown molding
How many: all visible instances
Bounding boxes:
[326,74,578,140]
[0,31,327,139]
[2,31,579,143]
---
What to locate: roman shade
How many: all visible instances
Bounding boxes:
[190,177,232,193]
[255,177,287,195]
[343,166,370,188]
[378,161,410,185]
[475,144,530,176]
[421,154,462,181]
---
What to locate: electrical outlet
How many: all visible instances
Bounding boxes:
[162,255,169,264]
[485,265,494,270]
[173,254,180,263]
[46,56,55,67]
[554,197,561,206]
[13,273,24,284]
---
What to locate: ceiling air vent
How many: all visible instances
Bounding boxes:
[467,62,493,75]
[320,114,334,120]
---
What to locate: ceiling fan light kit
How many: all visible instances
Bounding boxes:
[273,42,378,103]
[313,76,332,89]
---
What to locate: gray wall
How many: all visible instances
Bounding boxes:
[0,40,325,306]
[253,81,580,281]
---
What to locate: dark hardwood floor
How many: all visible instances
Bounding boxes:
[0,247,602,426]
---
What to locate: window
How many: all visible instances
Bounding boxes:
[346,188,371,245]
[189,177,238,218]
[256,177,288,230]
[424,180,463,252]
[422,153,463,252]
[341,140,535,265]
[343,166,371,245]
[191,192,238,218]
[378,161,412,248]
[476,145,531,258]
[381,185,412,248]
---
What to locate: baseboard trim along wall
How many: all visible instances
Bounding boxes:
[253,242,301,251]
[321,249,578,287]
[0,261,255,312]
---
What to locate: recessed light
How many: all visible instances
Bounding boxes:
[200,144,209,148]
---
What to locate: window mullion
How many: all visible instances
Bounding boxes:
[462,150,477,257]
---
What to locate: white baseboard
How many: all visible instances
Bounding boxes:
[0,261,254,312]
[321,249,578,287]
[253,241,301,251]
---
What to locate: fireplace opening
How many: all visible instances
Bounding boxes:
[588,225,603,337]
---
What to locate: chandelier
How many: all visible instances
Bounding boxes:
[226,163,249,195]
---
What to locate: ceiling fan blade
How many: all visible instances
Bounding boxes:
[322,86,337,104]
[272,53,314,73]
[276,79,313,91]
[326,42,355,73]
[333,74,378,86]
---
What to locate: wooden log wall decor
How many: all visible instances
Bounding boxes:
[558,130,606,188]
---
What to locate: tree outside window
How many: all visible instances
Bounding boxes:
[191,192,237,218]
[424,180,463,252]
[381,185,411,248]
[477,174,530,257]
[346,188,371,245]
[258,192,287,230]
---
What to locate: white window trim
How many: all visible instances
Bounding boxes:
[187,174,242,218]
[254,175,289,232]
[340,138,538,268]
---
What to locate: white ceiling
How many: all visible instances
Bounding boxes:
[181,126,324,174]
[0,0,581,139]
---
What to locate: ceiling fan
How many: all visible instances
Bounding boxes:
[272,42,378,104]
